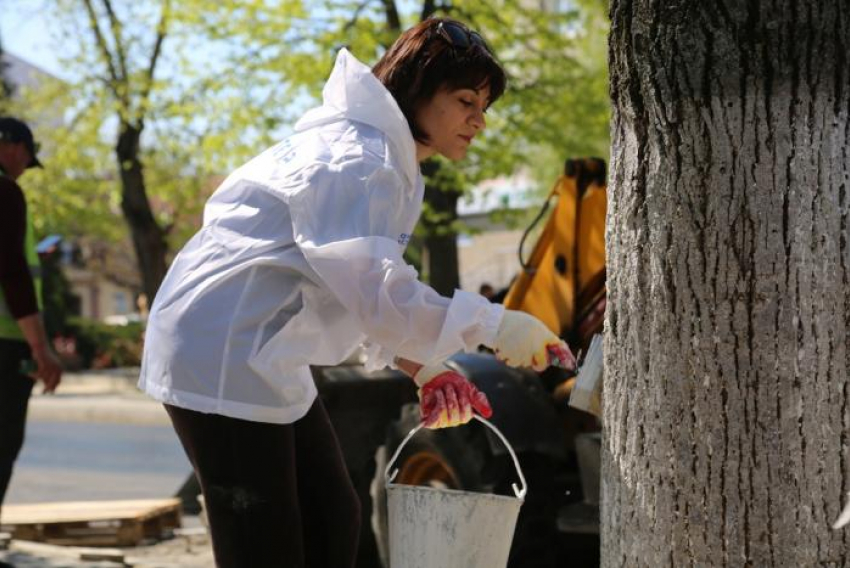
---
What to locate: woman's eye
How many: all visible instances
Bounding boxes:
[460,99,473,107]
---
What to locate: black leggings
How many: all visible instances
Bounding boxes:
[0,339,33,514]
[165,399,361,568]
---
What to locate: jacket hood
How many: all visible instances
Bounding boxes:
[294,49,418,186]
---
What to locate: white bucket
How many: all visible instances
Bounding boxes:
[384,415,527,568]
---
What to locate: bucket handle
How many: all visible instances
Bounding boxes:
[384,415,528,500]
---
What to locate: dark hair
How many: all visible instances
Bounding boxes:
[372,18,507,143]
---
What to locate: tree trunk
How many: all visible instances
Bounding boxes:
[604,1,850,566]
[116,123,168,303]
[421,161,461,296]
[423,183,461,296]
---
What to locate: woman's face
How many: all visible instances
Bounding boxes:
[414,84,490,161]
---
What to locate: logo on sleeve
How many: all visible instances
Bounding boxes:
[398,233,411,245]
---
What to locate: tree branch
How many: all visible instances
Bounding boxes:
[64,93,101,130]
[420,0,437,21]
[343,0,373,33]
[81,0,124,105]
[137,0,171,126]
[100,0,129,85]
[381,0,401,32]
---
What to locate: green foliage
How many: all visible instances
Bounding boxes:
[67,317,144,368]
[6,77,121,240]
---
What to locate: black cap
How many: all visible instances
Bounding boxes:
[0,117,42,169]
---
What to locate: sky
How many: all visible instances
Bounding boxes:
[1,2,66,79]
[0,0,425,81]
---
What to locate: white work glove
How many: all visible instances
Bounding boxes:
[491,310,576,372]
[415,363,493,429]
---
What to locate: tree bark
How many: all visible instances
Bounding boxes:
[423,180,462,296]
[382,0,402,32]
[604,1,850,566]
[420,160,462,296]
[116,122,168,303]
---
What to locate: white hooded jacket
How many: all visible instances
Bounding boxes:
[138,49,505,424]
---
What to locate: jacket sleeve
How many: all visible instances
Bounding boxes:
[287,159,503,369]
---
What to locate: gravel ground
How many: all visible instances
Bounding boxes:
[0,525,214,567]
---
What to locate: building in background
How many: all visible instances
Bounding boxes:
[456,171,538,297]
[3,52,46,91]
[62,239,142,324]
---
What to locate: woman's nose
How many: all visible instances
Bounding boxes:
[470,107,486,130]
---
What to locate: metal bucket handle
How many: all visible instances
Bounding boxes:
[384,415,528,500]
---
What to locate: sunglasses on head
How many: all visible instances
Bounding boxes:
[434,21,491,53]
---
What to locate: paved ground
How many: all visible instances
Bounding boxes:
[2,369,215,567]
[1,531,215,567]
[7,420,189,504]
[25,368,169,426]
[7,368,189,505]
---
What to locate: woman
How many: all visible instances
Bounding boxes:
[139,17,573,567]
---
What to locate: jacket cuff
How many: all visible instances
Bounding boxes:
[474,300,504,349]
[361,341,394,372]
[438,289,504,356]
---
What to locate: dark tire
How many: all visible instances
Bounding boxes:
[498,453,561,568]
[370,403,498,566]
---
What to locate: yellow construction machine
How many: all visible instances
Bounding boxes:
[505,157,607,362]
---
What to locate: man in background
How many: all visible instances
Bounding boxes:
[479,282,495,300]
[0,117,63,548]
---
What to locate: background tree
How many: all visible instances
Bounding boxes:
[0,32,13,107]
[7,0,240,302]
[11,0,178,302]
[78,0,171,303]
[604,1,850,565]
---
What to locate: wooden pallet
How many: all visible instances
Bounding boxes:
[0,498,181,547]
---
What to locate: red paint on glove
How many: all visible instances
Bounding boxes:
[547,343,576,371]
[418,370,493,429]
